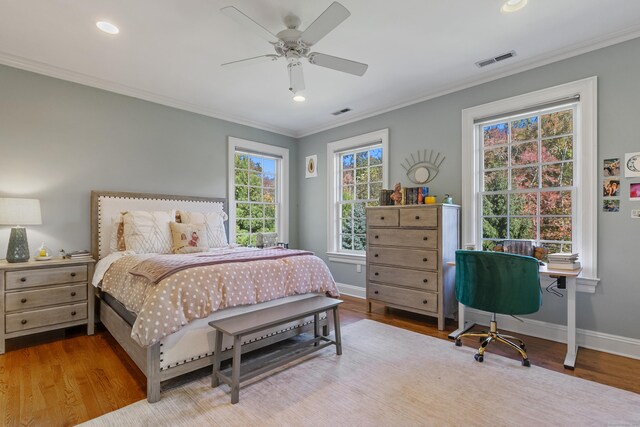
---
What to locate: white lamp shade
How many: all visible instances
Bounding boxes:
[0,198,42,225]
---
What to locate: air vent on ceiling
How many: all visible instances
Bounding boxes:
[332,108,352,116]
[475,50,517,68]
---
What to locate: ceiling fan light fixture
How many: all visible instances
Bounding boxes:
[501,0,528,13]
[96,21,120,35]
[293,95,306,102]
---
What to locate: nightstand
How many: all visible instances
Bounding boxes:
[0,257,95,354]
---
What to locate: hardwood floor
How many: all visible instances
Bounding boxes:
[0,295,638,426]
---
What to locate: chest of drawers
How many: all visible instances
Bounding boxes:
[366,204,460,330]
[0,257,95,354]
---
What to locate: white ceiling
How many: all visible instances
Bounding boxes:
[1,1,640,137]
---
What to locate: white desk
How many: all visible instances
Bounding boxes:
[447,262,583,369]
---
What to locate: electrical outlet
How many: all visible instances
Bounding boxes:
[356,264,362,273]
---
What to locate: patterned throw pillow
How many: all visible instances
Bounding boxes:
[123,210,175,254]
[109,214,127,252]
[169,222,209,254]
[177,210,228,248]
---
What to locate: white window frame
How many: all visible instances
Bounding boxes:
[228,136,289,245]
[326,129,389,264]
[462,77,599,292]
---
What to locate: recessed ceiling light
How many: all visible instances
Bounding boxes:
[293,95,306,102]
[96,21,119,35]
[501,0,528,13]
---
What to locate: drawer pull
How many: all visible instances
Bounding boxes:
[70,272,77,277]
[374,291,379,295]
[423,279,428,283]
[374,254,379,258]
[21,319,27,325]
[71,292,77,297]
[415,215,420,220]
[423,236,428,241]
[422,300,428,304]
[21,298,27,303]
[71,311,77,316]
[374,272,379,276]
[20,277,26,282]
[422,258,428,262]
[374,235,379,239]
[380,216,385,220]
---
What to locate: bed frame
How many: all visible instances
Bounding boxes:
[90,191,322,402]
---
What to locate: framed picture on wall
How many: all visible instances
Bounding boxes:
[305,154,318,178]
[624,152,640,177]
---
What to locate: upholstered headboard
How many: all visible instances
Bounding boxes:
[91,191,227,260]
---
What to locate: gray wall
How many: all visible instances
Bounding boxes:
[0,64,298,256]
[298,37,640,339]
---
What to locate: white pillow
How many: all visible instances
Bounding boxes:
[123,210,175,254]
[177,210,228,248]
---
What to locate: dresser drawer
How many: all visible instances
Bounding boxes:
[368,229,438,249]
[5,283,87,312]
[369,265,438,292]
[5,265,87,290]
[368,247,438,270]
[5,302,87,333]
[400,208,438,227]
[368,283,437,313]
[367,208,399,227]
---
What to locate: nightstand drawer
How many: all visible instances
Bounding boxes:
[399,208,437,227]
[369,265,438,291]
[5,265,87,290]
[5,283,87,312]
[368,228,438,249]
[367,209,399,227]
[368,247,438,270]
[5,302,87,333]
[368,283,437,313]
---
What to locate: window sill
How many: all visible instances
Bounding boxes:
[326,252,366,266]
[577,276,600,293]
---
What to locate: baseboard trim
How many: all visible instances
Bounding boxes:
[336,283,366,299]
[465,308,640,361]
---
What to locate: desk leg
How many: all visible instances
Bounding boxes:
[231,335,242,404]
[448,302,476,340]
[564,276,578,370]
[211,330,223,388]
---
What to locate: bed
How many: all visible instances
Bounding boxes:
[90,191,338,402]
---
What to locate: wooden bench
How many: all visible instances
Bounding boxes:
[209,295,343,404]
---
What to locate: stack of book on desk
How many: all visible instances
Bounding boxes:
[547,252,580,270]
[64,250,92,261]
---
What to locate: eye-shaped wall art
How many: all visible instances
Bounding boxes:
[402,150,445,184]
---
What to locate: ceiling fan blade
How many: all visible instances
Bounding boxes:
[220,6,280,44]
[308,53,368,76]
[288,62,305,93]
[221,54,280,69]
[299,2,350,46]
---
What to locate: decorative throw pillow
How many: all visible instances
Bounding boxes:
[177,210,228,248]
[169,222,209,254]
[108,214,127,252]
[123,210,175,254]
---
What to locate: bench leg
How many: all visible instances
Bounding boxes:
[231,335,242,404]
[314,313,320,346]
[322,322,329,337]
[212,330,223,388]
[333,306,342,356]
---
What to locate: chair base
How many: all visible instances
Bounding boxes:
[454,316,530,367]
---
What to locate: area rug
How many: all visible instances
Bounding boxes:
[81,319,640,426]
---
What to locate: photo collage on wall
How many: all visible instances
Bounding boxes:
[604,153,640,216]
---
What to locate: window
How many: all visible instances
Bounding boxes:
[480,105,576,254]
[462,78,598,290]
[327,129,389,261]
[228,137,289,246]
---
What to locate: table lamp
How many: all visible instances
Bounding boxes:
[0,198,42,263]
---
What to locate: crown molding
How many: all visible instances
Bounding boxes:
[0,51,297,138]
[297,25,640,138]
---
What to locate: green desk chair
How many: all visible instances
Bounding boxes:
[454,250,541,366]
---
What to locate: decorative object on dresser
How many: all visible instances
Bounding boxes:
[0,198,42,263]
[0,257,95,354]
[366,204,460,330]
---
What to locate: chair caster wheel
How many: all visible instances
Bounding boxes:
[474,353,484,363]
[522,359,530,367]
[455,339,462,347]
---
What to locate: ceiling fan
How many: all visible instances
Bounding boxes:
[220,2,368,99]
